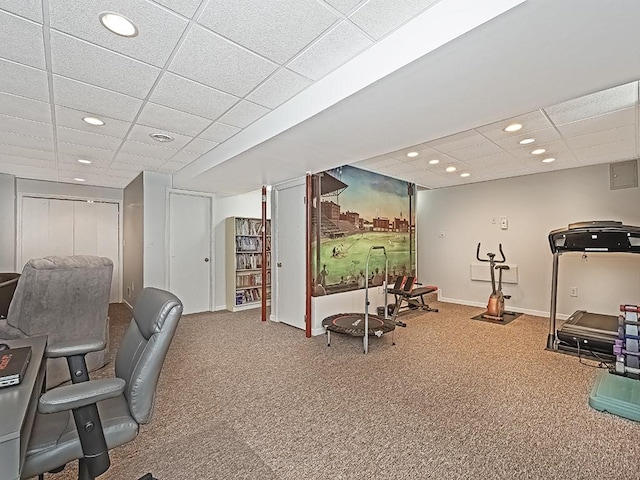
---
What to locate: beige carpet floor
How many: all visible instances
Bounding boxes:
[42,301,640,480]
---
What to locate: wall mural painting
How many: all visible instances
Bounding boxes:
[311,165,416,296]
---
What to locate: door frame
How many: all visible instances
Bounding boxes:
[16,192,123,302]
[165,188,215,312]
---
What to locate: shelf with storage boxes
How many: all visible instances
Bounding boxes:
[226,216,271,312]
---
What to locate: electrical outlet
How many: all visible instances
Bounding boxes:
[570,287,578,297]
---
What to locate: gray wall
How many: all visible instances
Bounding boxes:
[123,174,143,307]
[0,173,15,271]
[417,163,640,318]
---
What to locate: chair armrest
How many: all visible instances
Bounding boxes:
[46,338,107,358]
[39,378,126,414]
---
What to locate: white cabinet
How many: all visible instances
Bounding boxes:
[226,217,270,312]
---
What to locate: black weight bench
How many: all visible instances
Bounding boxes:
[388,276,438,323]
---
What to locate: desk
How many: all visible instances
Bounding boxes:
[0,336,46,480]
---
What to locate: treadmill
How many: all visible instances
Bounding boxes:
[547,221,640,356]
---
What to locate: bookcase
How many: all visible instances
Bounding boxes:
[225,216,271,312]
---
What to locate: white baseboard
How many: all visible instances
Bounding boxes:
[437,296,569,320]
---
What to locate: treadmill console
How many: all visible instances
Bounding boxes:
[549,221,640,253]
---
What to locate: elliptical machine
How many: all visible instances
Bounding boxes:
[476,243,511,321]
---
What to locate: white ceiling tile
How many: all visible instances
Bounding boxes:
[50,32,161,99]
[349,0,439,40]
[430,130,487,152]
[150,73,238,120]
[464,152,517,168]
[476,110,551,141]
[58,152,111,168]
[183,137,218,155]
[57,141,115,161]
[493,127,562,151]
[572,138,637,160]
[576,151,638,166]
[55,105,132,138]
[154,0,202,17]
[199,0,339,64]
[324,0,364,15]
[0,0,42,22]
[446,141,504,161]
[57,162,106,176]
[112,152,165,168]
[0,130,53,151]
[246,68,311,109]
[218,100,270,128]
[169,25,277,97]
[557,107,636,138]
[198,122,241,143]
[166,149,201,165]
[57,126,122,151]
[508,140,570,160]
[0,157,55,172]
[0,58,49,102]
[50,0,189,68]
[0,92,51,123]
[156,160,189,172]
[545,81,638,125]
[53,75,144,122]
[565,124,636,150]
[0,114,53,138]
[288,21,373,80]
[0,10,45,69]
[120,140,178,160]
[137,102,212,136]
[128,124,192,150]
[107,163,144,174]
[0,143,55,161]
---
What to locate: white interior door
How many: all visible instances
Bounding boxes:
[169,192,212,314]
[275,182,306,329]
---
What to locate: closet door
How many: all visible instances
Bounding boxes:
[73,201,120,302]
[20,197,120,302]
[21,197,74,264]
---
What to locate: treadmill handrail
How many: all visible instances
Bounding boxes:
[548,221,640,254]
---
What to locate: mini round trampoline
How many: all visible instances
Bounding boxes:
[322,313,396,337]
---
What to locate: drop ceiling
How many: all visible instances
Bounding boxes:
[1,0,640,194]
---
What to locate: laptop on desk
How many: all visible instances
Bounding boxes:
[0,346,32,388]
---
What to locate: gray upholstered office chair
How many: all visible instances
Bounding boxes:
[0,255,113,388]
[21,287,183,480]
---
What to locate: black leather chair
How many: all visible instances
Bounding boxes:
[21,287,183,480]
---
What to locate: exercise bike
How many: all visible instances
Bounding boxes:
[476,243,511,321]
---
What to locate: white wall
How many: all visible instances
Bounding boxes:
[417,163,640,318]
[123,173,143,306]
[213,189,267,310]
[0,173,15,271]
[143,172,172,290]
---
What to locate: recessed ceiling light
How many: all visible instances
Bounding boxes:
[445,166,457,173]
[74,178,86,182]
[519,138,535,145]
[406,151,419,158]
[542,157,556,163]
[82,116,104,126]
[428,159,440,165]
[504,123,523,132]
[77,159,92,164]
[531,148,546,155]
[99,12,138,37]
[460,172,471,178]
[149,133,174,143]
